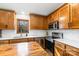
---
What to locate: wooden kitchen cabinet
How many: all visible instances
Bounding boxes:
[48,11,58,24]
[30,14,47,30]
[69,3,79,29]
[43,17,48,30]
[0,40,9,44]
[47,4,70,29]
[54,40,79,56]
[34,38,46,49]
[28,38,36,42]
[65,45,79,56]
[9,39,29,44]
[0,9,15,30]
[40,38,45,48]
[58,4,70,29]
[47,15,52,24]
[7,12,15,29]
[58,3,79,29]
[55,46,64,56]
[0,10,8,29]
[54,41,66,56]
[47,3,79,29]
[51,11,58,22]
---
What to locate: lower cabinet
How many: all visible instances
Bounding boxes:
[54,41,66,56]
[65,45,79,56]
[54,40,79,56]
[9,38,29,44]
[27,38,35,42]
[0,40,9,44]
[34,38,46,49]
[0,37,46,48]
[54,47,64,56]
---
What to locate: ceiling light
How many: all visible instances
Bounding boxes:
[21,11,25,15]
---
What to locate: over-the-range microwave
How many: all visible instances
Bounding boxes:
[48,21,59,30]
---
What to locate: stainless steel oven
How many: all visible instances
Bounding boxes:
[52,32,63,56]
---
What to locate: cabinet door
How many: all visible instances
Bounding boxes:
[43,17,48,30]
[9,39,29,44]
[51,11,58,22]
[54,41,66,56]
[0,40,9,44]
[40,39,45,48]
[28,38,35,42]
[0,10,8,29]
[69,3,79,29]
[7,12,15,29]
[59,4,69,29]
[54,46,64,56]
[66,45,79,56]
[47,15,52,24]
[0,10,15,30]
[30,15,44,30]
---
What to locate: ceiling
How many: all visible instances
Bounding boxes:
[0,3,64,16]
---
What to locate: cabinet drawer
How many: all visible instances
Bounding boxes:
[55,41,65,49]
[28,38,35,42]
[0,40,9,44]
[66,45,79,52]
[66,45,79,56]
[65,52,74,56]
[9,39,28,44]
[66,50,79,56]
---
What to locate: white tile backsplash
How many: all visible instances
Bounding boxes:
[47,29,79,41]
[2,29,79,41]
[2,30,46,38]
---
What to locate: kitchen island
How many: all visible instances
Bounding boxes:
[0,42,49,56]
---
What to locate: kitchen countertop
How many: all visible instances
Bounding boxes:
[54,39,79,48]
[0,36,46,40]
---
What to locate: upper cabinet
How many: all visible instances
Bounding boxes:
[30,14,48,30]
[69,3,79,29]
[47,3,79,29]
[52,11,58,22]
[47,11,58,24]
[0,9,15,30]
[43,17,48,30]
[58,4,69,29]
[47,14,52,24]
[8,12,15,29]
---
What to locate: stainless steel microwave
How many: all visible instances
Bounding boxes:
[48,21,59,30]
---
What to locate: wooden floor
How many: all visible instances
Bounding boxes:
[0,42,49,56]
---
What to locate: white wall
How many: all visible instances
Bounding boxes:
[2,30,46,38]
